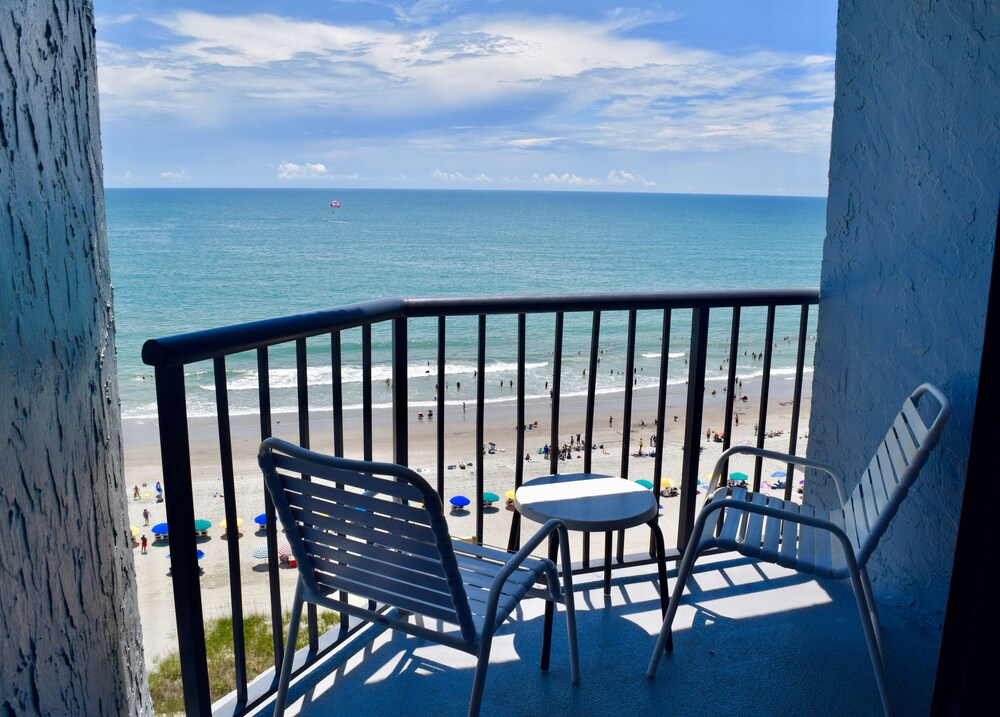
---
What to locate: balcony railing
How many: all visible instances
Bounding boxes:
[141,288,819,716]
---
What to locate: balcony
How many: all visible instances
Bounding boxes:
[138,288,932,716]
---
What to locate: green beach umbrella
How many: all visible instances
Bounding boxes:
[729,472,749,484]
[482,492,500,505]
[194,519,212,533]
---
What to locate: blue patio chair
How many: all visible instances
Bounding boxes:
[647,383,951,717]
[258,437,580,717]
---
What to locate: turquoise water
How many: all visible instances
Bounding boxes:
[106,189,825,419]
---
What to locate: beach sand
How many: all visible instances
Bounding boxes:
[123,373,811,671]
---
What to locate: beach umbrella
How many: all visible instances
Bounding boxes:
[635,479,654,490]
[482,492,500,506]
[771,471,787,478]
[151,522,169,537]
[194,519,212,533]
[254,513,270,526]
[450,495,470,511]
[505,489,516,504]
[167,549,205,560]
[278,544,292,561]
[221,517,244,530]
[729,472,749,484]
[252,545,269,559]
[130,525,140,538]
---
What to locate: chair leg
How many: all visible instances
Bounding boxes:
[647,519,672,652]
[859,569,885,662]
[646,538,702,678]
[468,638,494,717]
[847,565,893,717]
[273,580,305,717]
[540,531,558,672]
[557,526,581,685]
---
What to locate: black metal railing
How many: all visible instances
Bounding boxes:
[141,288,819,716]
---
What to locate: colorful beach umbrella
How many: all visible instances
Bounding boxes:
[729,472,749,484]
[194,519,212,533]
[450,495,471,510]
[254,513,270,526]
[482,492,500,505]
[771,471,787,478]
[167,549,205,560]
[505,489,516,504]
[252,545,269,559]
[635,479,654,490]
[130,525,140,538]
[151,522,169,536]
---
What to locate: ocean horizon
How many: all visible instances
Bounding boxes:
[106,188,825,420]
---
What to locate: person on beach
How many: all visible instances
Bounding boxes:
[140,535,147,554]
[143,508,150,525]
[133,485,140,500]
[609,416,613,427]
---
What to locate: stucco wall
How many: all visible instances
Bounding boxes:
[811,0,1000,631]
[0,1,149,714]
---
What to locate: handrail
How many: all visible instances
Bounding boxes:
[142,289,819,368]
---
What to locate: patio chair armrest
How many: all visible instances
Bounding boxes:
[481,519,572,628]
[707,446,848,505]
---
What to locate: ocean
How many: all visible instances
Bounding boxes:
[106,189,825,420]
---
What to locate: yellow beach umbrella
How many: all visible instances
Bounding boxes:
[505,489,516,504]
[220,517,244,530]
[130,525,139,538]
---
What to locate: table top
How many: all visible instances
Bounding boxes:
[515,472,657,532]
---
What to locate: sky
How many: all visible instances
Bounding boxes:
[95,1,838,195]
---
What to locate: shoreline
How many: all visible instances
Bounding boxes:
[124,373,811,669]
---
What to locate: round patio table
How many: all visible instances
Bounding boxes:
[515,472,670,611]
[515,472,672,659]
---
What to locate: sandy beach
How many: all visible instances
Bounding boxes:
[123,372,811,671]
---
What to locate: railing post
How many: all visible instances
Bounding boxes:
[784,304,811,498]
[678,307,710,548]
[392,318,408,466]
[154,365,211,716]
[753,305,777,489]
[475,314,486,543]
[549,312,563,476]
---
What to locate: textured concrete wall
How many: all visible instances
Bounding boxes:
[0,1,150,714]
[811,0,1000,631]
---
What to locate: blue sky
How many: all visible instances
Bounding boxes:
[95,1,837,195]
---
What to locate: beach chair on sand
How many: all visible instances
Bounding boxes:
[647,383,950,717]
[258,438,580,717]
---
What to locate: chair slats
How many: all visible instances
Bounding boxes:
[289,491,438,545]
[760,504,782,562]
[283,474,433,528]
[294,509,443,563]
[312,572,461,625]
[901,396,930,445]
[273,454,424,502]
[301,527,451,593]
[892,412,921,465]
[742,492,768,548]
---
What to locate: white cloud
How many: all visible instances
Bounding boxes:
[533,172,598,185]
[277,162,329,179]
[606,170,656,187]
[431,168,493,182]
[160,170,189,179]
[505,137,562,148]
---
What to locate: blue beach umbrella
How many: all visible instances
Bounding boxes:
[771,471,787,478]
[167,550,205,560]
[151,522,169,536]
[254,513,269,526]
[450,495,471,510]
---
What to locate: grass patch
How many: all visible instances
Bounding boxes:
[148,609,340,716]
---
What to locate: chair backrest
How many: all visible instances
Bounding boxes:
[258,437,478,643]
[846,383,951,565]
